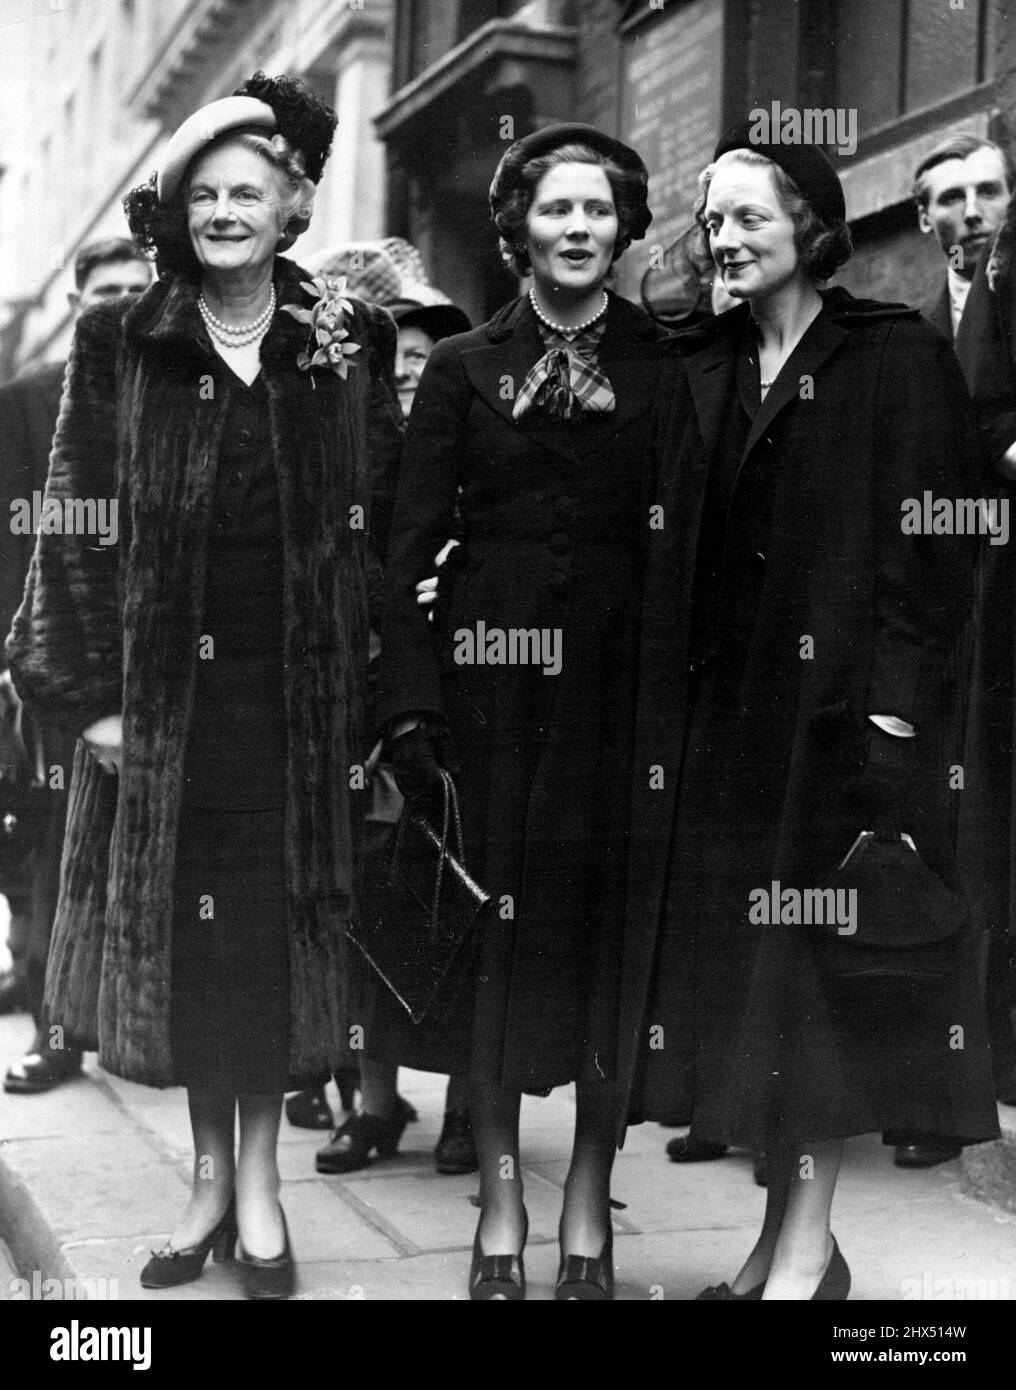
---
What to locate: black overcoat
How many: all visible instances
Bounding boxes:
[376,292,672,1095]
[5,257,403,1087]
[952,244,1016,1083]
[623,288,999,1149]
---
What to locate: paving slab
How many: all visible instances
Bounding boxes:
[4,1010,1016,1302]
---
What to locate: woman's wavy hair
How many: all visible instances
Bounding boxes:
[493,143,647,278]
[124,129,316,278]
[694,149,852,284]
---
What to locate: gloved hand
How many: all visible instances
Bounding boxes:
[386,718,458,802]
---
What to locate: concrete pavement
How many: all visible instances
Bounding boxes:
[2,1010,1016,1301]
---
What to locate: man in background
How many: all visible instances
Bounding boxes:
[0,237,151,1092]
[913,133,1010,341]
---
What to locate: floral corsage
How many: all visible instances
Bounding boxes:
[282,276,361,379]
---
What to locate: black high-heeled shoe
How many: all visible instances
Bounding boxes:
[695,1278,764,1300]
[696,1236,849,1301]
[812,1237,850,1300]
[315,1108,408,1174]
[556,1222,614,1301]
[469,1210,528,1301]
[236,1207,296,1301]
[139,1197,237,1289]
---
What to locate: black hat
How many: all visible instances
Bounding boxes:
[389,300,472,342]
[713,119,846,226]
[489,122,652,240]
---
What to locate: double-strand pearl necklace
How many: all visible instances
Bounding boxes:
[529,287,608,336]
[198,285,276,347]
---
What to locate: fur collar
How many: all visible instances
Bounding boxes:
[122,257,320,373]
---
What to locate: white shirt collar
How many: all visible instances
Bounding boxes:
[948,267,972,333]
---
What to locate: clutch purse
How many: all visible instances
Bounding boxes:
[348,768,490,1023]
[815,824,967,985]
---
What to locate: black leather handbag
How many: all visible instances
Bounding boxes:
[815,821,967,985]
[348,769,490,1023]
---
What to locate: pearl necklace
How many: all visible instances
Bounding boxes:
[198,286,276,347]
[529,288,607,335]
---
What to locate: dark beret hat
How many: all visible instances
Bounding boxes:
[489,122,653,240]
[714,119,846,225]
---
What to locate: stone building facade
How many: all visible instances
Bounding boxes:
[376,0,1016,321]
[0,0,393,377]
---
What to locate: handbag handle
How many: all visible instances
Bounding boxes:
[388,769,466,938]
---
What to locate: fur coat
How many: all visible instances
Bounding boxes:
[5,256,402,1086]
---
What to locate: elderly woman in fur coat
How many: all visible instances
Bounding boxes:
[5,73,401,1299]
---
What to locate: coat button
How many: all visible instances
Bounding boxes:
[554,495,575,521]
[227,469,243,486]
[548,531,572,556]
[748,549,766,576]
[549,569,570,596]
[235,428,253,444]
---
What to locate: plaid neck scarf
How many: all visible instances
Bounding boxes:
[512,315,615,423]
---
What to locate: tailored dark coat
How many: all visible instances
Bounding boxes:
[5,256,403,1087]
[376,292,672,1095]
[623,288,999,1149]
[919,278,953,343]
[952,243,1016,1084]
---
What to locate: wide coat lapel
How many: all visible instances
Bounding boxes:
[737,310,848,469]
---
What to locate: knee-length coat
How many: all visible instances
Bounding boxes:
[952,243,1016,1082]
[623,288,999,1148]
[5,256,402,1087]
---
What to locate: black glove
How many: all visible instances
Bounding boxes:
[841,722,917,829]
[386,718,458,802]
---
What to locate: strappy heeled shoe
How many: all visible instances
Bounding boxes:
[236,1206,296,1301]
[556,1221,614,1301]
[140,1197,237,1289]
[469,1210,528,1301]
[315,1107,408,1174]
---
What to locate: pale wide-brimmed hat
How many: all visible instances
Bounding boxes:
[156,96,276,204]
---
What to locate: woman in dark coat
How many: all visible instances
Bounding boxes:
[952,225,1016,1105]
[6,74,401,1298]
[625,126,999,1299]
[378,124,669,1299]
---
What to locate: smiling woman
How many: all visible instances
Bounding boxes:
[7,71,404,1303]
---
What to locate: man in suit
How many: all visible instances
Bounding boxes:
[890,137,1013,1170]
[913,133,1010,342]
[1,237,151,1092]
